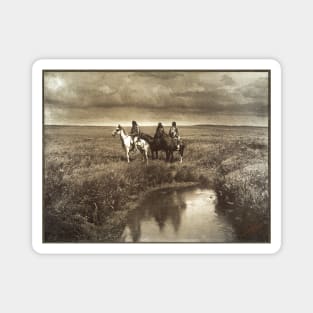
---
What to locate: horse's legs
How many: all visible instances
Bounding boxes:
[169,152,173,162]
[126,148,130,163]
[145,149,149,165]
[180,146,184,163]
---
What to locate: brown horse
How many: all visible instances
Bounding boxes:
[139,133,160,159]
[140,132,185,163]
[160,133,185,163]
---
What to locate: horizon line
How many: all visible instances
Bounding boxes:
[44,123,268,128]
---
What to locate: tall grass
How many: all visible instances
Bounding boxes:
[44,159,203,242]
[44,125,269,242]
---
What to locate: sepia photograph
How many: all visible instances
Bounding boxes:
[32,59,281,253]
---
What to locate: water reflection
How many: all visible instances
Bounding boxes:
[120,187,236,243]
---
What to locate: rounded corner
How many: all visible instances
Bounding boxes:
[269,240,282,255]
[32,59,45,73]
[268,58,282,73]
[32,240,44,255]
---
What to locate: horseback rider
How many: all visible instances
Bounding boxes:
[169,121,180,150]
[154,122,165,139]
[130,120,141,151]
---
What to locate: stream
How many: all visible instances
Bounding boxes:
[120,186,237,243]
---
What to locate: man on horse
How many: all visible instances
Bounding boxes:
[130,120,141,151]
[169,121,181,150]
[154,122,165,139]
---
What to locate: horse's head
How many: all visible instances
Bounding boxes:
[112,124,123,137]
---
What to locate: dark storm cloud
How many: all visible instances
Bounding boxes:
[241,77,268,100]
[174,89,234,106]
[44,71,269,126]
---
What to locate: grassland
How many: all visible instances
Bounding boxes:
[43,125,269,243]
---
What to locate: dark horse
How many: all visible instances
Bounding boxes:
[161,133,185,163]
[140,132,185,163]
[139,133,160,159]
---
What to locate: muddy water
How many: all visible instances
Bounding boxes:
[120,187,237,243]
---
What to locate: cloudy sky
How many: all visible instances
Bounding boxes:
[44,71,269,126]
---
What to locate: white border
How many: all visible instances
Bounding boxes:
[32,59,281,254]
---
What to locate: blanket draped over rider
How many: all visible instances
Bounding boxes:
[130,120,141,150]
[169,121,181,149]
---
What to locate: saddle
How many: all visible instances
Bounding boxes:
[131,136,143,152]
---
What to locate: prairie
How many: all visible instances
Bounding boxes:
[43,124,269,242]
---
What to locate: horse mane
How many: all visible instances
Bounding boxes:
[140,132,154,144]
[140,132,153,140]
[117,124,127,135]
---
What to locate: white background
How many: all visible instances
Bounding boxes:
[0,0,310,312]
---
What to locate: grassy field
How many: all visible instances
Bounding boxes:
[43,125,270,243]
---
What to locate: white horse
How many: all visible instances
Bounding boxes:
[112,125,149,164]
